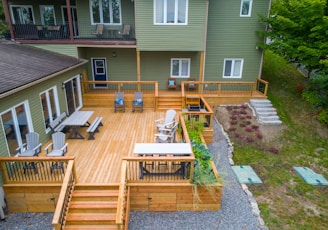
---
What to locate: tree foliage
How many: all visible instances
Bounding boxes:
[258,0,328,76]
[0,1,8,35]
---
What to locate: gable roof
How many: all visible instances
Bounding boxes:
[0,40,87,97]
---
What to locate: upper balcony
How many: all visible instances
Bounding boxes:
[9,23,136,46]
[3,0,136,46]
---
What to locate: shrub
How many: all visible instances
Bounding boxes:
[318,109,328,125]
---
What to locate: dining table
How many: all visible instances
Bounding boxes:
[61,111,94,139]
[133,143,193,179]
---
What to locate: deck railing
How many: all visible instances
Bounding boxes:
[116,160,128,228]
[0,157,75,183]
[81,80,158,96]
[52,160,76,230]
[181,78,268,97]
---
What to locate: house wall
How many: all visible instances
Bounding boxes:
[79,47,138,81]
[135,0,207,51]
[140,51,200,89]
[204,0,270,82]
[0,67,84,158]
[30,44,78,57]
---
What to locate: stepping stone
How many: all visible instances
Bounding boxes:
[231,165,262,184]
[293,167,328,185]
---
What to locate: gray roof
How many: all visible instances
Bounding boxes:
[0,40,86,95]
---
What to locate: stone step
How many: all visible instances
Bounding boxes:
[256,111,277,117]
[258,116,280,121]
[258,120,283,125]
[250,99,271,104]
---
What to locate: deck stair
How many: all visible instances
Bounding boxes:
[157,95,182,111]
[64,184,123,230]
[249,99,282,125]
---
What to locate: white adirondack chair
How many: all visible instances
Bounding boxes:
[155,109,176,131]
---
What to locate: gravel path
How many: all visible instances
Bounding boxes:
[0,118,266,230]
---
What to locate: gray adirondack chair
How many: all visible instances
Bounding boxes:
[45,132,68,173]
[17,132,42,174]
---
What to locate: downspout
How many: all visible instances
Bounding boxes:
[258,0,273,78]
[201,0,209,82]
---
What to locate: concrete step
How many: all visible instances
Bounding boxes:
[249,99,282,126]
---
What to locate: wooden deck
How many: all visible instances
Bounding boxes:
[39,108,171,184]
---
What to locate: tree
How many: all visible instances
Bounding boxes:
[0,1,8,35]
[258,0,328,77]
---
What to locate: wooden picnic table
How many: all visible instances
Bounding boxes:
[61,111,94,139]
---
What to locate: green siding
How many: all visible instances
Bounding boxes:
[136,0,207,51]
[204,0,270,82]
[140,51,200,89]
[29,44,78,57]
[79,47,138,81]
[0,67,84,157]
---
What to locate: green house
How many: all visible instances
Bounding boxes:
[2,0,271,89]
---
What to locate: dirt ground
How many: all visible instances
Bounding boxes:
[214,105,285,151]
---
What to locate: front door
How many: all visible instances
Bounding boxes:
[92,58,108,88]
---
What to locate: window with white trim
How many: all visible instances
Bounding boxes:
[10,5,35,24]
[223,59,243,78]
[90,0,122,25]
[1,101,33,156]
[40,5,56,26]
[240,0,252,17]
[154,0,188,25]
[40,87,60,133]
[171,58,190,78]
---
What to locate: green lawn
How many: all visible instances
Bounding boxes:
[233,51,328,230]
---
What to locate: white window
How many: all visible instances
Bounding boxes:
[90,0,122,25]
[223,59,243,78]
[40,5,56,25]
[171,58,190,78]
[10,5,35,24]
[154,0,188,25]
[1,101,33,156]
[240,0,252,17]
[40,87,60,133]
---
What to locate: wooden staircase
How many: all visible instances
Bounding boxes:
[64,185,123,230]
[157,95,183,111]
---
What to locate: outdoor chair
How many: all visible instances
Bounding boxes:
[186,78,197,90]
[92,24,104,39]
[117,24,131,40]
[132,92,143,112]
[17,132,42,174]
[114,92,125,112]
[167,78,177,90]
[155,109,176,131]
[155,122,178,143]
[45,132,68,174]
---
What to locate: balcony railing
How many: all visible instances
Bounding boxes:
[11,23,136,42]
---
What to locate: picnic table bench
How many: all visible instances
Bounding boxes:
[86,116,103,140]
[48,112,67,132]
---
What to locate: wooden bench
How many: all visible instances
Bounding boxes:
[49,112,67,132]
[87,117,103,140]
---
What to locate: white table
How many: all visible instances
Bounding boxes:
[133,143,192,179]
[61,111,94,139]
[133,143,192,156]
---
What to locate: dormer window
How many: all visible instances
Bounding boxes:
[154,0,188,25]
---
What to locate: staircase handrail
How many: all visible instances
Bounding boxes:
[52,160,76,230]
[116,160,128,227]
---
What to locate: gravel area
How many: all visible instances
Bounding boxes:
[0,118,266,230]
